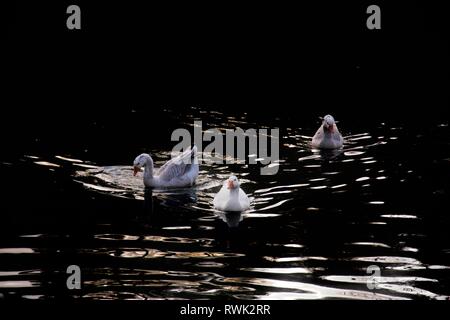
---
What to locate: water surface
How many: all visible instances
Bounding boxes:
[1,107,449,300]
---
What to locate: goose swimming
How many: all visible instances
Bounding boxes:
[311,114,344,149]
[133,145,199,188]
[213,175,250,212]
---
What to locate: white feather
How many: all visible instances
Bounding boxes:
[133,145,199,188]
[213,176,250,212]
[311,114,344,149]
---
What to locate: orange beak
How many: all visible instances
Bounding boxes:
[324,123,334,133]
[227,180,234,189]
[133,166,140,176]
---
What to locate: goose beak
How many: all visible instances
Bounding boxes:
[324,123,334,132]
[133,166,140,176]
[227,180,234,189]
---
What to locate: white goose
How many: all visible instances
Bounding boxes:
[311,114,344,149]
[213,176,250,212]
[133,145,199,188]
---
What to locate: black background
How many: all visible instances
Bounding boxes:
[5,1,449,136]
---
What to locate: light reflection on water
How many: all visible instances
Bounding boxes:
[1,107,449,300]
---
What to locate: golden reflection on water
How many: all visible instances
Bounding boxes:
[7,115,449,300]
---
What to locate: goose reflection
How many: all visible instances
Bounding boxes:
[315,148,343,161]
[216,211,243,228]
[137,187,156,226]
[156,187,198,208]
[143,188,154,213]
[213,211,246,250]
[140,187,200,227]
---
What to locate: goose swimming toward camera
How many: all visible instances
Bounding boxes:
[311,114,344,149]
[133,145,199,188]
[213,176,250,212]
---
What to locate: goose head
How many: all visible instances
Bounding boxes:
[227,175,240,190]
[322,114,336,133]
[133,153,152,176]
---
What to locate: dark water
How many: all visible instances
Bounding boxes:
[1,106,449,300]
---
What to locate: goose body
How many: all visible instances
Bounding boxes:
[133,146,199,188]
[213,176,250,212]
[311,114,344,149]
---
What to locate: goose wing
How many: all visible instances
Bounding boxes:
[157,145,198,181]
